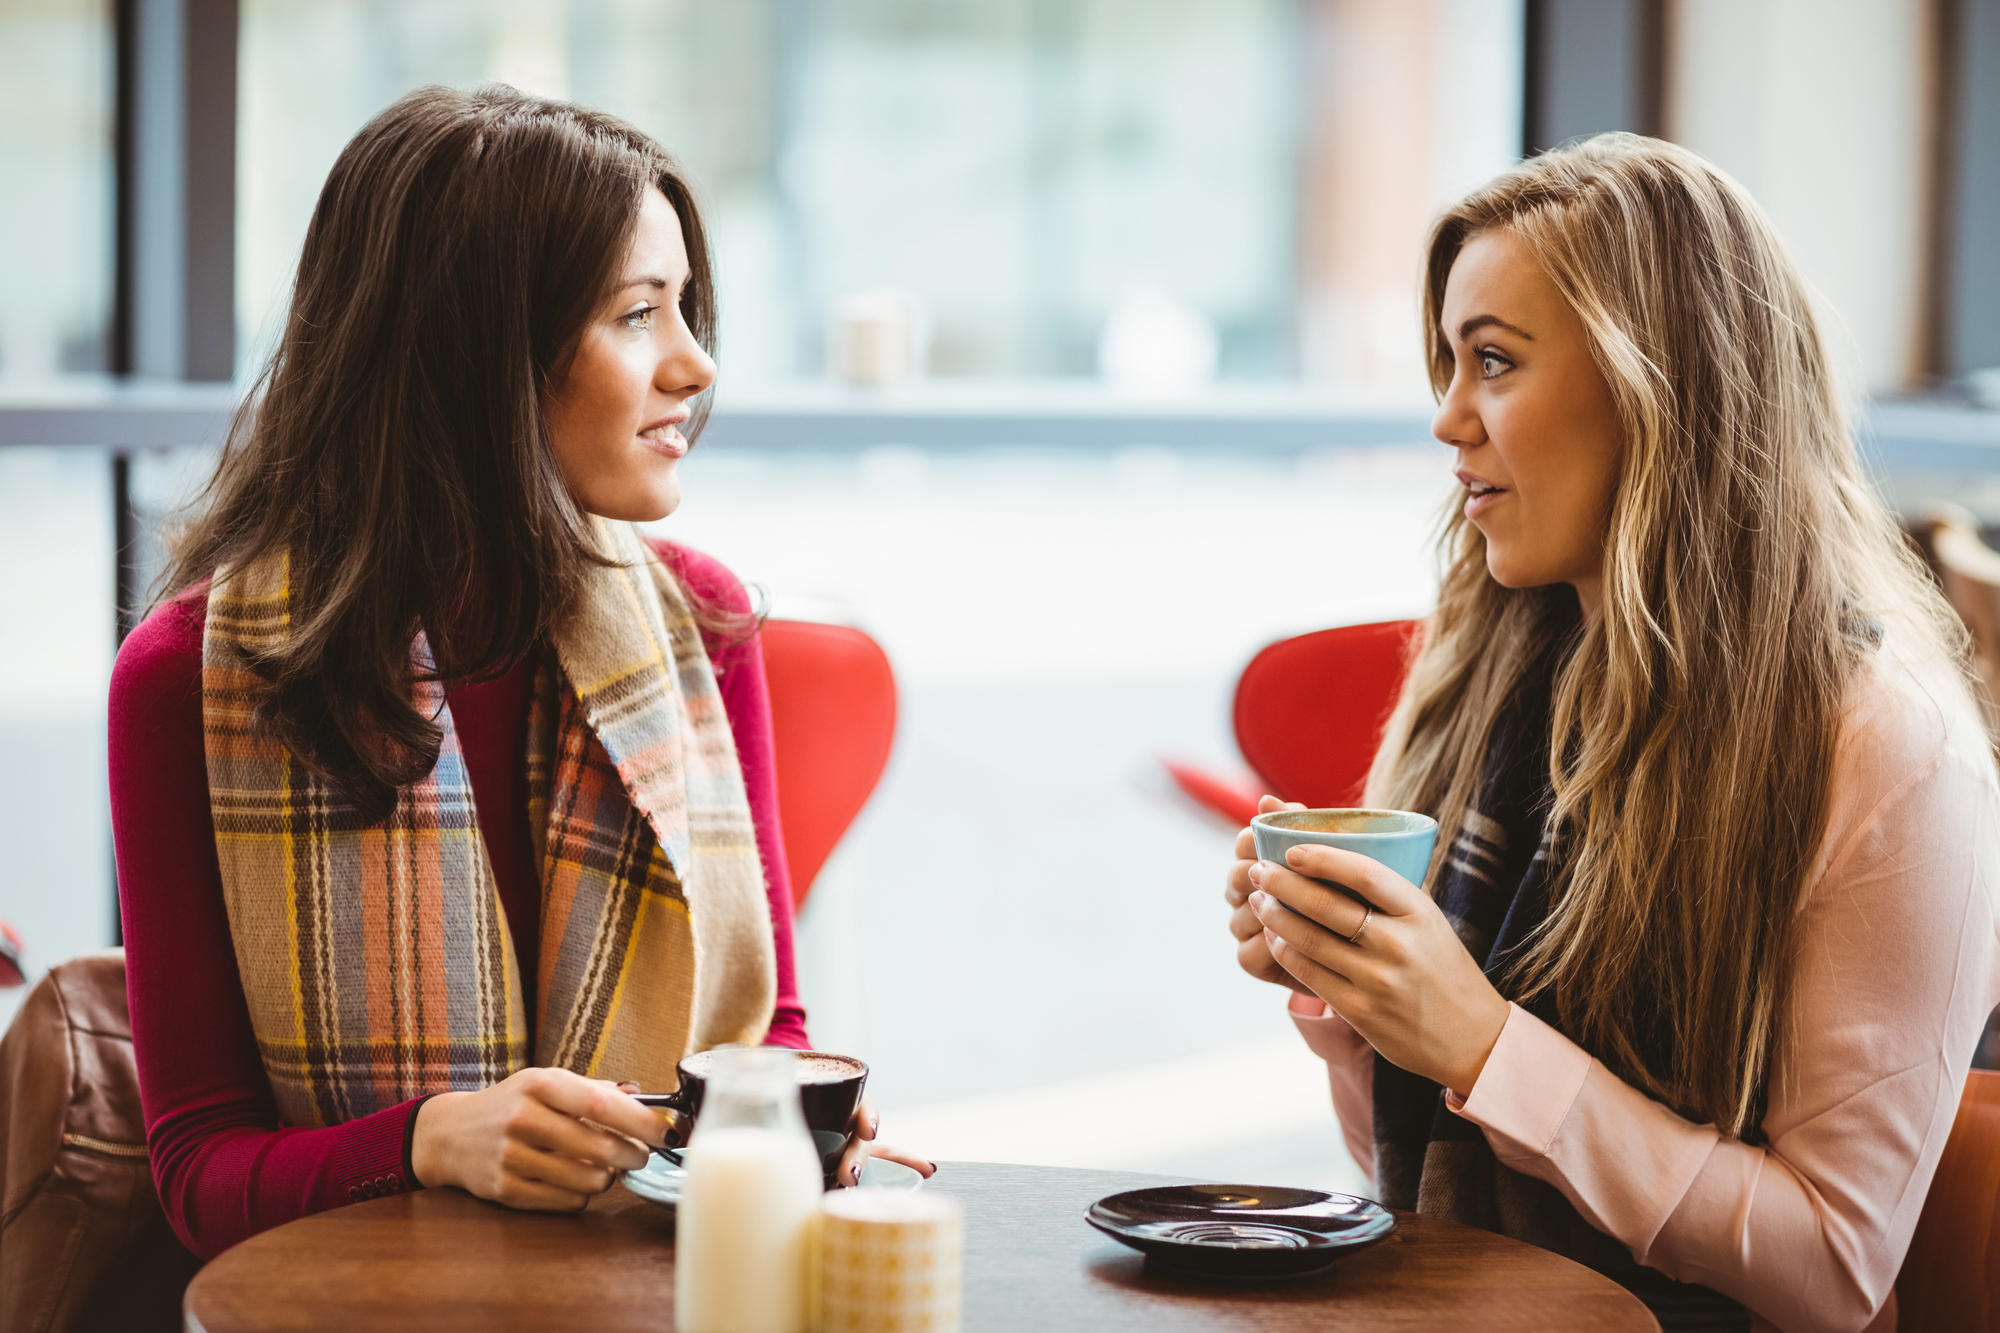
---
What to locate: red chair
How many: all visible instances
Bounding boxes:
[758,618,898,914]
[1165,619,1422,825]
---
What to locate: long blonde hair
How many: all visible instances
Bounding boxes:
[1368,134,1971,1137]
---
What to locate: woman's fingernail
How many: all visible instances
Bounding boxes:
[1247,862,1265,885]
[1250,889,1268,909]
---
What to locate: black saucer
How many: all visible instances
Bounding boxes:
[1085,1184,1397,1280]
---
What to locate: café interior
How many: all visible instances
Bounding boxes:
[1,1,1998,1329]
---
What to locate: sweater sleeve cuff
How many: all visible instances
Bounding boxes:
[1287,990,1370,1063]
[404,1094,436,1189]
[326,1100,424,1205]
[762,1004,812,1050]
[1445,1002,1592,1159]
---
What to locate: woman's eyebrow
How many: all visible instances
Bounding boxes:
[615,272,692,298]
[1457,314,1534,341]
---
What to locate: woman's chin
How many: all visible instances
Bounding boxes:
[1482,552,1557,593]
[644,483,682,522]
[1483,552,1529,590]
[583,479,681,524]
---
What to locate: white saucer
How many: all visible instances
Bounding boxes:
[623,1152,925,1214]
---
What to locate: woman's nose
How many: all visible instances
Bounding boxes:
[1431,367,1484,450]
[659,326,717,399]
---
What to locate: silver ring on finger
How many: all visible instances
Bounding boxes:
[1347,905,1374,947]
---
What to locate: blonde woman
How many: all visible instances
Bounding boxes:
[1224,135,1999,1333]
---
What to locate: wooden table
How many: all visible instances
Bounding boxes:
[184,1161,1659,1331]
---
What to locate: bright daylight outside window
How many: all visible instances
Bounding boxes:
[0,0,113,381]
[236,0,1299,387]
[0,0,119,1016]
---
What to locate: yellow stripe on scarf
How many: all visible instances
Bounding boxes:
[201,525,774,1125]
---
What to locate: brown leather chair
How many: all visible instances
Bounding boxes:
[1909,504,2000,740]
[0,950,199,1332]
[1896,1070,2000,1332]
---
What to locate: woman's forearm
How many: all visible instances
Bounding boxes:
[149,1093,420,1259]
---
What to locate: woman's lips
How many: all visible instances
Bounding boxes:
[1464,486,1506,520]
[1455,469,1505,521]
[639,423,688,459]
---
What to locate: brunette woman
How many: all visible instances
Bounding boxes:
[108,85,922,1260]
[1224,135,1998,1332]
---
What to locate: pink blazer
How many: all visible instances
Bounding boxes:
[1291,646,2000,1333]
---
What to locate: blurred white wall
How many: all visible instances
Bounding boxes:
[1667,0,1934,396]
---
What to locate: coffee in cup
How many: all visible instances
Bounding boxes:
[1250,807,1439,888]
[636,1048,868,1189]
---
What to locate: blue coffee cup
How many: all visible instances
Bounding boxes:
[1249,808,1439,889]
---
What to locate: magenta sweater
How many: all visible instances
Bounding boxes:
[108,541,809,1259]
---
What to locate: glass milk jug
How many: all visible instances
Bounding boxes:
[673,1046,824,1333]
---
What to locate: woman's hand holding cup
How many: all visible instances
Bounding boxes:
[409,1066,666,1211]
[1227,797,1512,1097]
[1244,826,1512,1099]
[1224,795,1318,997]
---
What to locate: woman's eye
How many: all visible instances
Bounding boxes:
[1477,350,1510,379]
[623,305,657,330]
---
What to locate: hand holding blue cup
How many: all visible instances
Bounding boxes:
[1244,807,1520,1096]
[1249,808,1439,896]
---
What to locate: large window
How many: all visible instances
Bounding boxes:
[0,0,119,1030]
[0,0,113,380]
[238,0,1301,383]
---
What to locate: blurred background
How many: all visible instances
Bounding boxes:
[2,0,1996,1195]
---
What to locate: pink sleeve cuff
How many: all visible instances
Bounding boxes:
[1287,991,1369,1063]
[1447,1002,1592,1159]
[1288,991,1331,1018]
[1288,991,1376,1177]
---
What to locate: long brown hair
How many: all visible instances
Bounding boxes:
[1367,134,1972,1136]
[163,84,717,820]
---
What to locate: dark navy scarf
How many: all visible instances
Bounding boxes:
[1369,638,1750,1332]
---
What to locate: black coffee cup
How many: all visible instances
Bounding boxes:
[634,1049,868,1189]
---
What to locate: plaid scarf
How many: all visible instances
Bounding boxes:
[1371,637,1750,1332]
[201,519,776,1128]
